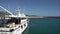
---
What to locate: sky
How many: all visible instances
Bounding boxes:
[0,0,60,16]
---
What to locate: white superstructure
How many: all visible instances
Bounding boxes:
[0,6,29,34]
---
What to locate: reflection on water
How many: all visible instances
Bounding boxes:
[22,26,30,34]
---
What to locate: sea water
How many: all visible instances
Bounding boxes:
[23,18,60,34]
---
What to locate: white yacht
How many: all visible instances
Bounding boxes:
[0,6,29,34]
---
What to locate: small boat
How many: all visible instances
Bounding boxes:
[0,6,29,34]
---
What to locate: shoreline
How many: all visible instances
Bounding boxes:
[26,16,60,18]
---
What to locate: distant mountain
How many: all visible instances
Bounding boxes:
[26,15,60,18]
[26,15,43,18]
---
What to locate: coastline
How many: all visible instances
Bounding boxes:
[26,16,60,18]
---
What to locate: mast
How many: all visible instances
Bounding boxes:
[17,8,22,17]
[18,8,21,14]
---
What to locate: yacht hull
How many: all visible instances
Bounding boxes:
[0,22,28,34]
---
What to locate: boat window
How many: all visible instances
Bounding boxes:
[10,29,14,32]
[0,17,21,24]
[21,25,23,29]
[15,18,21,24]
[24,24,26,27]
[7,18,16,23]
[0,17,16,24]
[21,18,26,20]
[0,19,10,24]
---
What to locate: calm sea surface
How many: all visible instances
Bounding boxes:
[23,18,60,34]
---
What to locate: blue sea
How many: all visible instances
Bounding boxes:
[23,18,60,34]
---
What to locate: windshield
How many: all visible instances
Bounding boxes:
[0,19,10,24]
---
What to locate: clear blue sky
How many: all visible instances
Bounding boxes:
[0,0,60,16]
